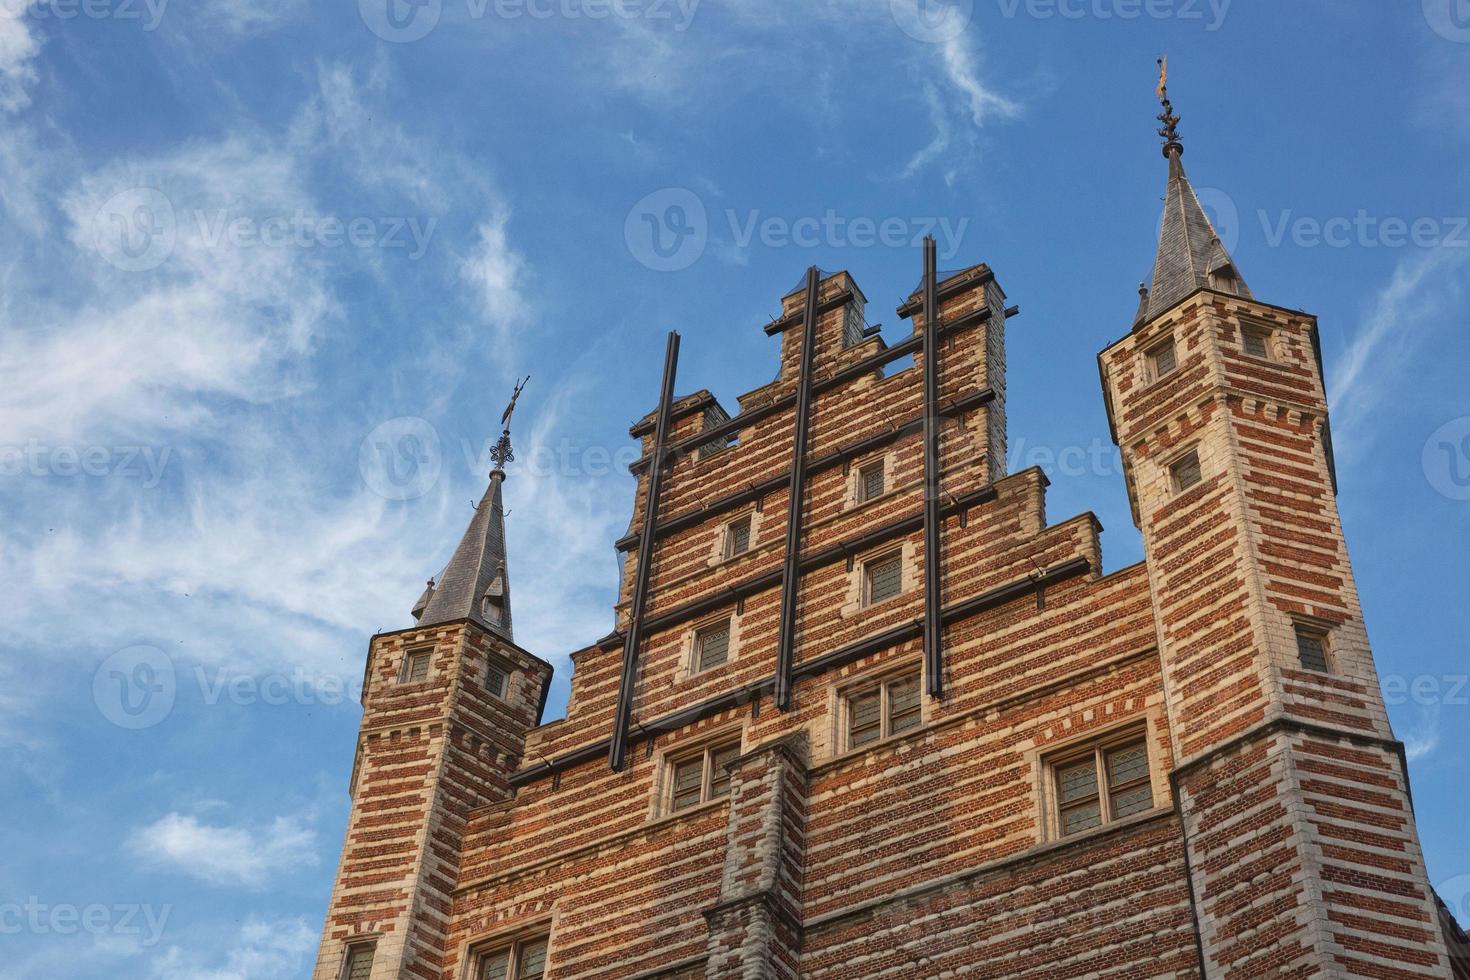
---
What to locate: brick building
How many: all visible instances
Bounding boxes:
[312,90,1470,978]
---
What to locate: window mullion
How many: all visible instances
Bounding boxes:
[1096,746,1113,823]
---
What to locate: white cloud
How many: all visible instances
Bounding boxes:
[146,917,317,980]
[0,2,41,114]
[938,33,1020,129]
[129,811,318,889]
[199,0,307,36]
[461,211,528,333]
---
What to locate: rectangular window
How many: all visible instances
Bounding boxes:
[1169,450,1202,493]
[401,649,430,684]
[485,661,509,699]
[845,671,922,750]
[342,943,375,980]
[864,553,903,605]
[859,460,885,503]
[694,620,731,673]
[1051,730,1154,838]
[1295,626,1330,673]
[1147,338,1177,381]
[724,516,751,559]
[1242,325,1270,358]
[475,936,549,980]
[667,740,740,814]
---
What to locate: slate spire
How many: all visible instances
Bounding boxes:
[1139,58,1251,327]
[411,378,528,638]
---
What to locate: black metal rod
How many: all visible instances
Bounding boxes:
[773,267,820,711]
[610,331,680,772]
[921,237,945,699]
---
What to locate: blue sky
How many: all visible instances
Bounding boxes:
[1,1,1468,976]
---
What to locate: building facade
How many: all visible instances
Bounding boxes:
[312,106,1469,978]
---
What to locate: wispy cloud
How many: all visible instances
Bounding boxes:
[128,811,318,889]
[0,2,41,114]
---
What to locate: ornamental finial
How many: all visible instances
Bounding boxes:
[1156,56,1182,158]
[490,376,529,474]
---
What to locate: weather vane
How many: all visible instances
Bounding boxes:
[1156,56,1182,157]
[490,376,529,474]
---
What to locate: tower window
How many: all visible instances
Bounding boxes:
[1147,338,1177,381]
[1169,450,1202,493]
[694,619,731,673]
[485,660,509,699]
[342,941,376,980]
[1049,728,1154,838]
[475,935,549,980]
[1294,625,1330,673]
[401,649,431,684]
[845,671,922,750]
[724,516,751,559]
[666,739,740,813]
[864,553,903,606]
[1242,325,1271,359]
[858,460,885,503]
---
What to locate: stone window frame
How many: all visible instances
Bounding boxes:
[1239,318,1274,360]
[654,727,744,818]
[1035,718,1164,844]
[1166,446,1203,495]
[722,513,753,560]
[834,664,925,755]
[338,937,379,980]
[862,550,905,607]
[460,919,555,980]
[1143,334,1178,385]
[687,615,737,676]
[845,449,897,512]
[400,646,433,684]
[1290,618,1334,674]
[484,655,513,700]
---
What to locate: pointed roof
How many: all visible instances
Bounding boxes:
[1138,59,1251,327]
[413,472,514,639]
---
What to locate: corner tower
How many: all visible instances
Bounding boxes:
[1100,65,1453,977]
[313,384,551,980]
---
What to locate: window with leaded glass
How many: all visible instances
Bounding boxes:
[864,553,902,605]
[401,649,430,684]
[845,671,922,750]
[341,942,375,980]
[1242,325,1271,358]
[859,460,885,503]
[1147,337,1177,381]
[1295,625,1330,673]
[485,660,509,699]
[1169,450,1202,493]
[724,516,751,559]
[1051,731,1154,838]
[475,935,549,980]
[694,620,731,673]
[667,740,740,814]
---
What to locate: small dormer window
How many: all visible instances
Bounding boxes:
[482,596,504,624]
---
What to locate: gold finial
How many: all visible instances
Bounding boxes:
[1156,56,1182,157]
